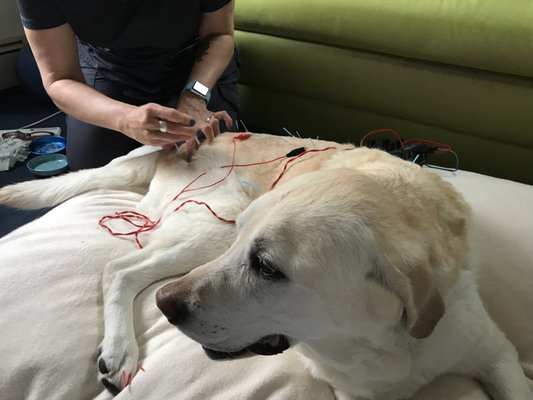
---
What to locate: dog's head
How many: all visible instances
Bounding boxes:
[156,163,469,359]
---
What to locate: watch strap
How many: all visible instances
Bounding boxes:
[183,81,211,103]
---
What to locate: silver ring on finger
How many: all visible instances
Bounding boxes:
[205,115,215,123]
[158,119,168,133]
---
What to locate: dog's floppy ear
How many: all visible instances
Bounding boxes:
[402,263,445,339]
[369,259,445,339]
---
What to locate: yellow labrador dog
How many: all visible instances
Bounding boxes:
[0,133,529,399]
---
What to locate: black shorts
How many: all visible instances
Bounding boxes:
[66,50,239,171]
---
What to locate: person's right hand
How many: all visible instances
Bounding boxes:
[118,103,197,146]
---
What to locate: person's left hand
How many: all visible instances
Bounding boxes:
[177,91,232,151]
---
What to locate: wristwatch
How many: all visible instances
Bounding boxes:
[183,81,211,103]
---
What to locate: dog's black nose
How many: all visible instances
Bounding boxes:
[156,282,189,325]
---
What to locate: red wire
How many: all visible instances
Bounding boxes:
[172,138,240,200]
[98,211,160,249]
[268,147,337,190]
[173,200,236,223]
[171,172,207,201]
[99,134,338,248]
[359,128,405,148]
[219,154,287,168]
[359,129,453,155]
[403,138,452,153]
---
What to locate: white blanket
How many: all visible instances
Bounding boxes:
[0,169,532,400]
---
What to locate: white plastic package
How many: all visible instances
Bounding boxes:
[0,138,31,171]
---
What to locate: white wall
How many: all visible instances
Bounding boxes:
[0,0,24,89]
[0,0,23,45]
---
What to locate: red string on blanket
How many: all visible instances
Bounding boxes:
[99,133,337,248]
[122,370,129,387]
[115,366,145,389]
[98,211,161,249]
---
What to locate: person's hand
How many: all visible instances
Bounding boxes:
[178,92,233,144]
[118,102,197,146]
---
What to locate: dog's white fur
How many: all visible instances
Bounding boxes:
[0,133,529,399]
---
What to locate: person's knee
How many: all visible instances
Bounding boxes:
[65,116,141,170]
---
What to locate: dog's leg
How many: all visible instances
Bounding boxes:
[97,222,237,393]
[460,300,533,400]
[477,344,532,400]
[0,149,160,209]
[333,388,358,400]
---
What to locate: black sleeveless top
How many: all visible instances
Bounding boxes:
[17,0,233,99]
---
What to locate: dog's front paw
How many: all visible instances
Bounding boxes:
[97,337,140,395]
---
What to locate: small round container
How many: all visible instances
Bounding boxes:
[29,136,67,155]
[27,154,69,177]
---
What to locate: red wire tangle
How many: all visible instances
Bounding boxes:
[99,133,336,249]
[359,128,453,154]
[98,133,252,249]
[98,211,160,249]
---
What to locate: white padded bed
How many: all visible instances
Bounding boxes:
[0,169,532,400]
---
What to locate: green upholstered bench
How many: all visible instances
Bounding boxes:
[234,0,533,184]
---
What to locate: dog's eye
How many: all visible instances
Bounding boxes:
[259,258,277,277]
[252,255,286,281]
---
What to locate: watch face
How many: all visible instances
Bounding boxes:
[192,81,209,97]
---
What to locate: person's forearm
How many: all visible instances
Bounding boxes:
[24,24,196,147]
[186,34,234,90]
[46,77,198,146]
[46,78,135,132]
[178,33,234,113]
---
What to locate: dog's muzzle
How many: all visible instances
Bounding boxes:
[156,283,291,360]
[203,334,291,360]
[156,281,190,324]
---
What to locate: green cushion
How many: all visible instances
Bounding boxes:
[235,31,533,184]
[238,84,533,185]
[236,31,533,150]
[235,0,533,79]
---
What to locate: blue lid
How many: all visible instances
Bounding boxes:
[27,154,69,176]
[29,136,66,155]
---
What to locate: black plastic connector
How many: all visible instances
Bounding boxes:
[286,147,306,157]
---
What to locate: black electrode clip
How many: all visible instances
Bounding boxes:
[389,143,439,165]
[286,147,306,157]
